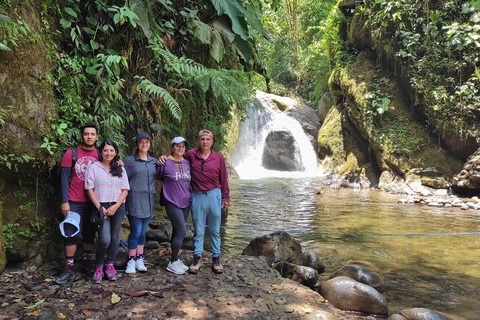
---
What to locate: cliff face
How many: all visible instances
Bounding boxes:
[0,2,60,271]
[319,0,477,191]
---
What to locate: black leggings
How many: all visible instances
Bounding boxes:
[164,200,189,261]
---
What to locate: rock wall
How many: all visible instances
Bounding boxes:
[319,1,468,191]
[0,2,59,271]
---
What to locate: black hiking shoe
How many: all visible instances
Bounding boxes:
[212,256,224,274]
[55,265,75,284]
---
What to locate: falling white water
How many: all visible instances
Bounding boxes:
[231,91,320,179]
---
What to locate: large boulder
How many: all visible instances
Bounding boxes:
[452,148,480,195]
[285,100,321,149]
[273,261,318,289]
[329,264,384,289]
[262,129,305,171]
[317,91,334,122]
[242,231,303,265]
[318,276,388,317]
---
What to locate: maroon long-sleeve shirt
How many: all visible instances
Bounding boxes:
[184,148,230,203]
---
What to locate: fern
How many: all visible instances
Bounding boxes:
[137,77,182,121]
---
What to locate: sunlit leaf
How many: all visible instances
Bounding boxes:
[24,298,45,309]
[26,309,41,316]
[111,292,121,304]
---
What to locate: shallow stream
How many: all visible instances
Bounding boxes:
[221,177,480,318]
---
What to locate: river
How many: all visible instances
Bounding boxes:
[220,177,480,319]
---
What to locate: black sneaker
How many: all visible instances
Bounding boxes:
[81,258,94,275]
[55,265,75,284]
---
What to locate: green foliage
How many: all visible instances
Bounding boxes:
[361,0,480,141]
[43,0,260,160]
[0,154,35,171]
[258,0,339,102]
[0,16,38,51]
[364,77,392,118]
[2,223,19,249]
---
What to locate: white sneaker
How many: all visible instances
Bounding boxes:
[135,257,147,272]
[167,261,186,275]
[125,259,136,274]
[178,260,189,272]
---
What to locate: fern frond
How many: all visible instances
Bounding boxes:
[137,78,182,121]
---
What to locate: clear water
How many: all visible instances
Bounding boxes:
[221,177,480,318]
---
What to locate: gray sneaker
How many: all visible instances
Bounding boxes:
[55,265,75,284]
[167,261,186,275]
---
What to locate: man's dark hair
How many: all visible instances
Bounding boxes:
[80,123,98,136]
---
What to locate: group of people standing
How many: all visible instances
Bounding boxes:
[56,123,230,285]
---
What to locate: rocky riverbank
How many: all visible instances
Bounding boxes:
[0,248,375,320]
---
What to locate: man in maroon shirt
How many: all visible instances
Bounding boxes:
[55,123,99,284]
[187,130,230,274]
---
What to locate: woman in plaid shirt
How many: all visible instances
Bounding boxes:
[85,140,130,284]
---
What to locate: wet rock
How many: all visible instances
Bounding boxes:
[318,276,388,317]
[114,251,129,269]
[242,231,303,265]
[262,129,305,172]
[397,307,465,320]
[329,264,384,289]
[146,225,172,242]
[38,305,74,320]
[318,91,334,122]
[453,149,480,194]
[273,261,318,290]
[144,241,160,249]
[291,250,325,274]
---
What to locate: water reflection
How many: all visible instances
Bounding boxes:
[222,178,480,318]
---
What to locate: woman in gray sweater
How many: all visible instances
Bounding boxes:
[123,132,157,274]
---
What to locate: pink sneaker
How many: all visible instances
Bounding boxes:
[105,264,117,281]
[92,266,103,284]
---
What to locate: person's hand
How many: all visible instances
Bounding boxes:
[61,202,70,217]
[157,155,167,165]
[105,204,118,216]
[222,201,229,211]
[117,159,124,167]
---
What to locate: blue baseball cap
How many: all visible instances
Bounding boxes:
[171,136,186,145]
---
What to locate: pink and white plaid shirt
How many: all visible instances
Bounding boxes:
[85,161,130,203]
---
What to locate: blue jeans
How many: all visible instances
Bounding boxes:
[191,188,222,257]
[95,203,125,266]
[127,215,151,249]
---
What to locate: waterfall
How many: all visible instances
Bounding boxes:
[231,91,320,179]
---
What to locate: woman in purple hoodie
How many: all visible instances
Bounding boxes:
[155,137,191,274]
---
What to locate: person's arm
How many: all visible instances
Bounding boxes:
[219,156,230,211]
[154,162,165,180]
[86,189,101,211]
[61,166,71,216]
[60,149,73,217]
